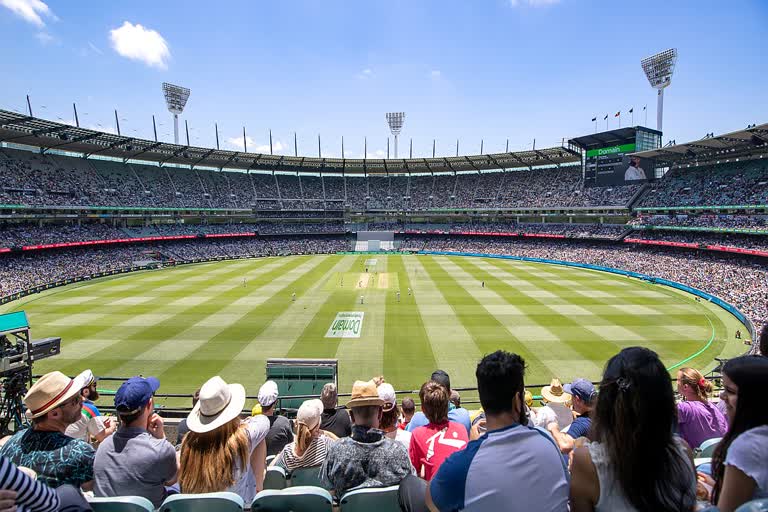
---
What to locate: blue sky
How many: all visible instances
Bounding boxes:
[1,0,766,158]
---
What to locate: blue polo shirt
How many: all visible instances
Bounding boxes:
[406,405,471,435]
[429,423,569,511]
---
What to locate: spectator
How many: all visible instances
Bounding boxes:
[257,380,293,456]
[409,381,468,481]
[320,379,411,496]
[320,383,352,438]
[175,389,200,445]
[406,370,471,434]
[547,378,596,454]
[65,369,116,444]
[676,367,728,450]
[449,390,460,409]
[93,376,178,508]
[377,383,411,450]
[179,376,269,503]
[0,456,60,511]
[271,399,333,473]
[426,351,569,511]
[538,378,573,430]
[711,356,768,511]
[0,371,95,490]
[400,398,415,431]
[570,347,696,512]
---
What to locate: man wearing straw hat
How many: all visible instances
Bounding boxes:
[0,371,95,490]
[536,378,573,431]
[320,379,412,497]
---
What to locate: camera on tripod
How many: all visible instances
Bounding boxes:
[1,311,62,435]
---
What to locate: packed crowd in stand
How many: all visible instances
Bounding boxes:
[363,222,627,239]
[403,236,768,330]
[2,334,767,511]
[0,222,347,248]
[0,236,349,298]
[1,149,639,210]
[629,230,768,252]
[638,160,768,208]
[632,214,768,232]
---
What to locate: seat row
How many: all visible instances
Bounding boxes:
[87,485,401,512]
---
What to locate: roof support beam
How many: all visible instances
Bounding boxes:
[39,133,105,154]
[85,137,136,158]
[191,148,216,169]
[125,141,163,162]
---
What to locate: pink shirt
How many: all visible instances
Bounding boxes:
[409,421,468,481]
[677,400,728,449]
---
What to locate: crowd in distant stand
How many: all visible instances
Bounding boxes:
[638,160,768,208]
[0,222,347,248]
[0,237,349,298]
[404,236,768,330]
[632,214,768,232]
[1,149,641,210]
[630,230,768,252]
[364,222,627,239]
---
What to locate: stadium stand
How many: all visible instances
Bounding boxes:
[637,160,768,209]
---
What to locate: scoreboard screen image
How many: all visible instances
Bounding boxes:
[584,143,654,187]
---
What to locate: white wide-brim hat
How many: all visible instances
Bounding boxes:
[186,376,246,433]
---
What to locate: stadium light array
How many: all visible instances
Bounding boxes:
[641,48,677,133]
[386,112,405,158]
[162,82,191,145]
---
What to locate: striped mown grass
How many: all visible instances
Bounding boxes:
[1,254,748,410]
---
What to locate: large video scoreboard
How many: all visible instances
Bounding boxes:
[570,127,661,188]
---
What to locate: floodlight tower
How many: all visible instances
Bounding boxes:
[641,48,677,132]
[386,112,405,158]
[162,82,191,144]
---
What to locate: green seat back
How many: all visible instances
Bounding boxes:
[252,486,333,512]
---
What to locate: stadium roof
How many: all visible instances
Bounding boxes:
[633,123,768,166]
[0,109,581,175]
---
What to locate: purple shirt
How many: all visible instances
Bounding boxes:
[677,400,728,449]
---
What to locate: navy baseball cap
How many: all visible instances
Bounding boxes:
[115,376,160,412]
[563,379,596,403]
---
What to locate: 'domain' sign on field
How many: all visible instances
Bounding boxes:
[325,312,365,338]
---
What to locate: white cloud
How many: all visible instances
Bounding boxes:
[109,21,170,69]
[225,136,286,154]
[509,0,560,6]
[0,0,55,27]
[34,30,54,45]
[356,68,373,79]
[430,70,442,79]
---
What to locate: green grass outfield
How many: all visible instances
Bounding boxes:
[0,254,748,409]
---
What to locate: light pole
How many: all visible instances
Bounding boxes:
[386,112,405,158]
[162,82,191,144]
[641,48,677,132]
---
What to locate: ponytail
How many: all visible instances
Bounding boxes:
[295,422,313,456]
[678,367,712,401]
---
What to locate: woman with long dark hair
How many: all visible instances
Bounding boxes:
[711,355,768,511]
[570,347,697,511]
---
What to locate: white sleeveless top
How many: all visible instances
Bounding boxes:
[587,437,695,512]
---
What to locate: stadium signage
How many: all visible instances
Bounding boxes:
[325,312,365,338]
[586,143,636,158]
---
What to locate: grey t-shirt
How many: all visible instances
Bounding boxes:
[94,426,177,508]
[265,415,293,456]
